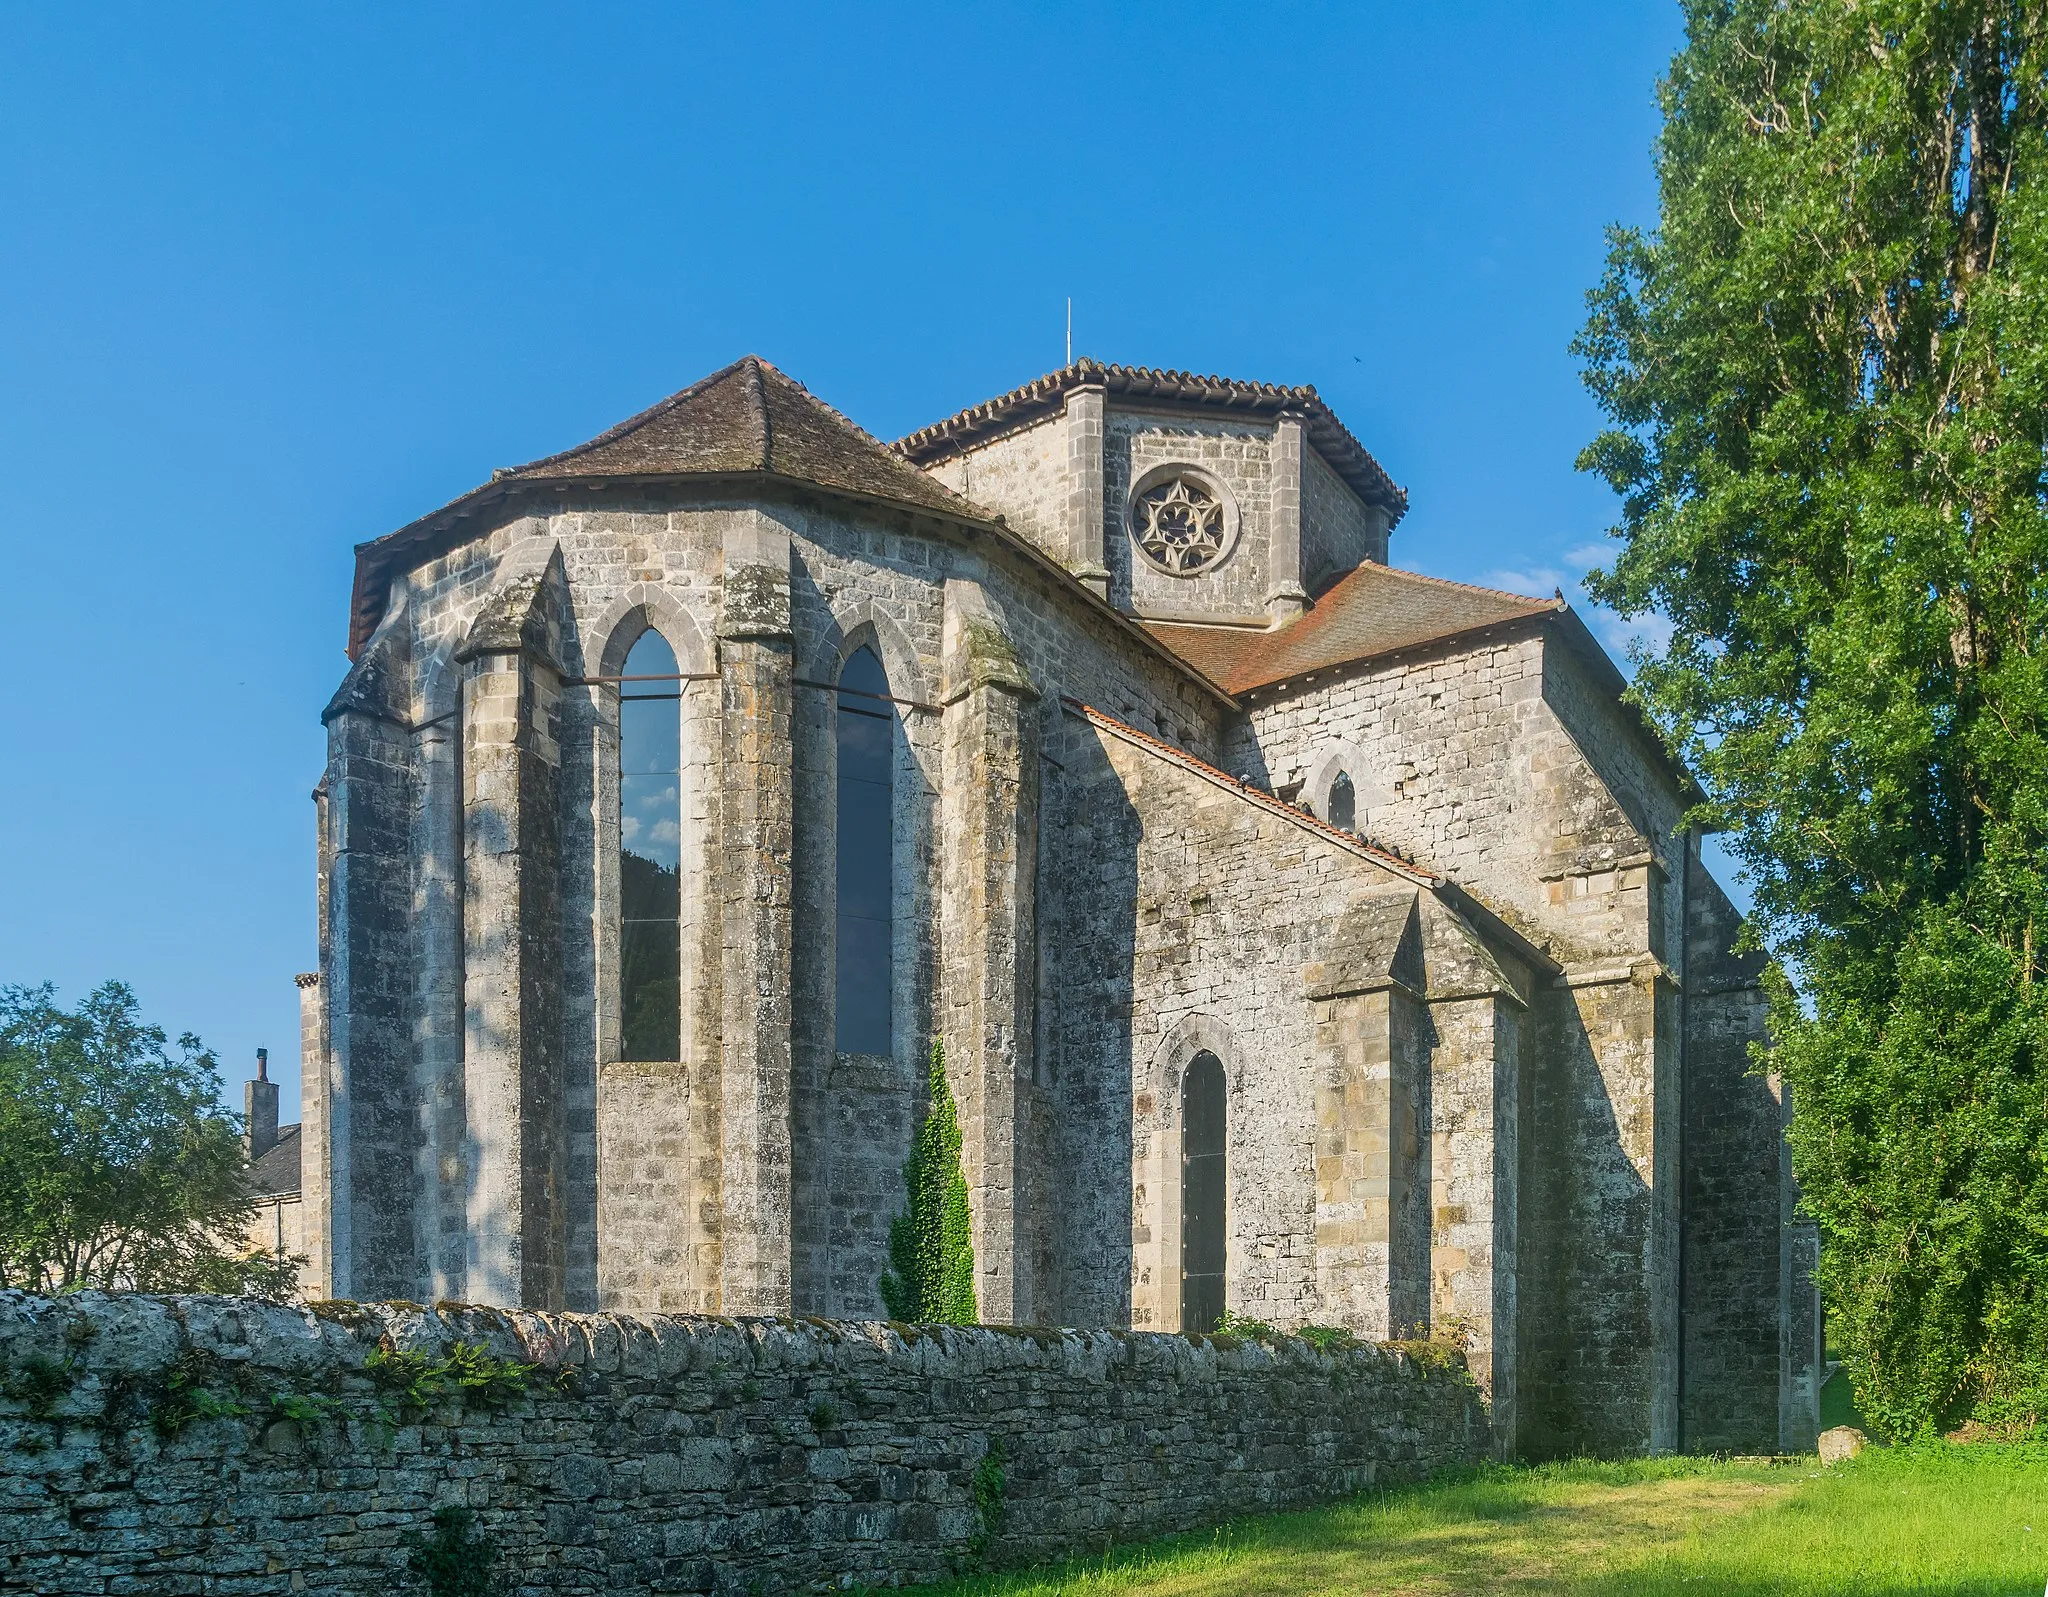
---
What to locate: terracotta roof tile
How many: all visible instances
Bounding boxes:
[895,360,1407,522]
[1143,563,1560,695]
[499,355,975,520]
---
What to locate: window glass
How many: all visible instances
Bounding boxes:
[620,630,682,1061]
[1328,770,1357,833]
[1181,1050,1227,1333]
[836,646,894,1054]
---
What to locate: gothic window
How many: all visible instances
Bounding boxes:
[835,646,894,1055]
[1181,1050,1227,1333]
[1328,770,1357,833]
[1131,472,1230,576]
[619,630,682,1061]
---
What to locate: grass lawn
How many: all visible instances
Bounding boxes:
[907,1445,2048,1596]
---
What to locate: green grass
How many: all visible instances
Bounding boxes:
[908,1445,2048,1596]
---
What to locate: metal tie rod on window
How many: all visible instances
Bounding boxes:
[569,670,937,714]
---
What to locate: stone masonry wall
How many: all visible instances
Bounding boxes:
[329,486,1232,1318]
[1105,410,1275,621]
[1299,445,1384,594]
[0,1294,1487,1595]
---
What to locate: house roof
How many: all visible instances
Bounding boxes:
[348,356,988,657]
[1142,563,1562,696]
[894,360,1408,522]
[249,1124,302,1199]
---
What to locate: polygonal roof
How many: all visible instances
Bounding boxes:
[349,356,984,655]
[895,359,1407,521]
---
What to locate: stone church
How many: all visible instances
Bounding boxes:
[299,356,1818,1456]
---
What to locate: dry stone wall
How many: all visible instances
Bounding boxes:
[0,1293,1487,1596]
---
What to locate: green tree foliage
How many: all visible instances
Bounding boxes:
[1576,1,2048,1436]
[880,1042,977,1323]
[0,982,300,1297]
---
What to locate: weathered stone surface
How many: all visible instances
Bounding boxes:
[1817,1425,1868,1464]
[0,1293,1487,1593]
[299,360,1802,1465]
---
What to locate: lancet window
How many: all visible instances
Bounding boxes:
[835,645,895,1055]
[1181,1050,1227,1333]
[619,630,682,1061]
[1328,770,1357,833]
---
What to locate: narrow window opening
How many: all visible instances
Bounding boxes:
[619,630,682,1061]
[1181,1050,1227,1333]
[835,645,894,1055]
[1328,770,1357,833]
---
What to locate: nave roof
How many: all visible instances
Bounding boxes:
[1141,563,1563,696]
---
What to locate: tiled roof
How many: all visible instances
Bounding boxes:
[349,357,988,656]
[1142,563,1561,695]
[498,355,973,518]
[249,1124,302,1199]
[895,361,1407,521]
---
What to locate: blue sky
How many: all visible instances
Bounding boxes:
[0,3,1706,1118]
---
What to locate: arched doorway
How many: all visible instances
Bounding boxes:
[1181,1050,1227,1333]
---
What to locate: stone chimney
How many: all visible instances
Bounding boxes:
[245,1048,279,1161]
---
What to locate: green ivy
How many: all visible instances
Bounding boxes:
[404,1506,503,1597]
[880,1042,977,1324]
[967,1435,1007,1565]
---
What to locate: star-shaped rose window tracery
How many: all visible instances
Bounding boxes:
[1132,475,1228,576]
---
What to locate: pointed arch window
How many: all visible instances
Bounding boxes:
[836,646,894,1055]
[1181,1051,1227,1334]
[619,630,682,1061]
[1328,770,1357,833]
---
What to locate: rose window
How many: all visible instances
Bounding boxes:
[1132,474,1228,576]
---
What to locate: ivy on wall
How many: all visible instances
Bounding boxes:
[880,1043,976,1324]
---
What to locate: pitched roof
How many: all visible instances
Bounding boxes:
[499,355,973,517]
[895,360,1408,522]
[1142,563,1562,695]
[249,1123,302,1198]
[348,356,984,656]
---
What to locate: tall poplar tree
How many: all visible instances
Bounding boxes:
[1578,1,2048,1437]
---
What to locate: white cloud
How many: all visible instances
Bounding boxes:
[1482,547,1672,676]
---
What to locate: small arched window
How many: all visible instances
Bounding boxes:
[1328,770,1357,833]
[619,630,682,1061]
[835,646,894,1055]
[1181,1051,1227,1333]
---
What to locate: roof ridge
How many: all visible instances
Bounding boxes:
[896,359,1321,453]
[1375,563,1567,610]
[496,355,762,480]
[745,355,773,470]
[893,359,1405,520]
[1064,697,1439,886]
